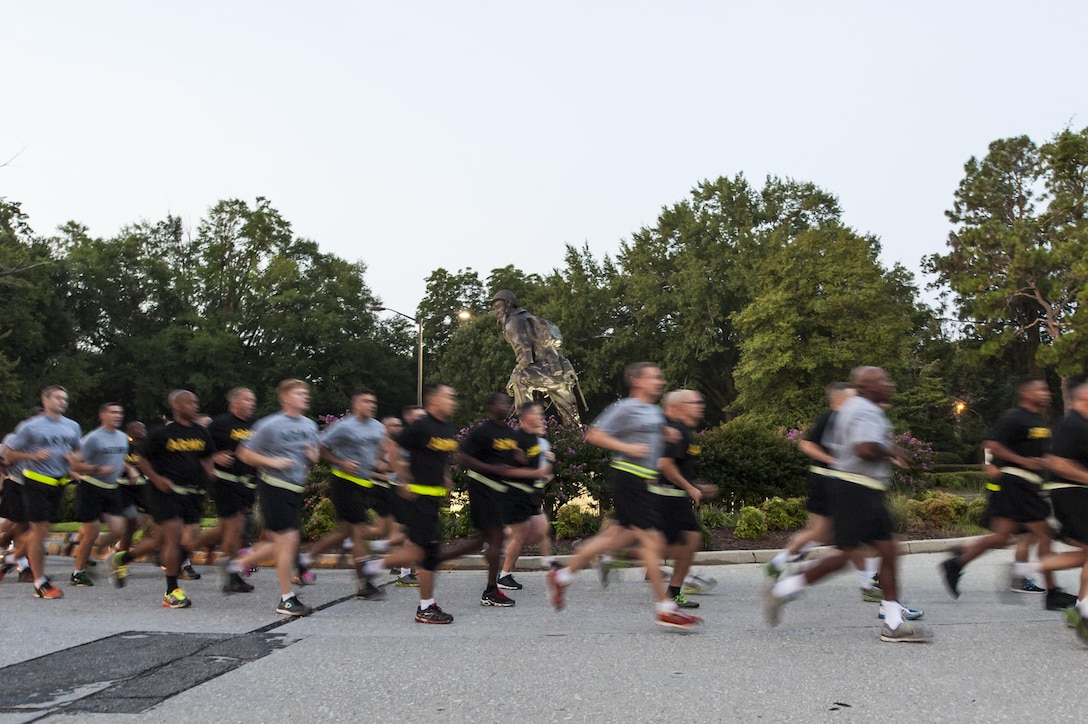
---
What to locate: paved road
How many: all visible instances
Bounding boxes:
[1,547,1084,722]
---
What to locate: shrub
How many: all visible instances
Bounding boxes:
[552,503,598,539]
[964,496,987,526]
[931,471,988,492]
[911,491,968,529]
[734,506,767,539]
[698,505,736,530]
[933,451,964,465]
[301,497,337,541]
[890,432,936,492]
[698,419,809,507]
[761,496,807,530]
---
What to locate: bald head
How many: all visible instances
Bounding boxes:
[849,366,893,404]
[663,389,705,426]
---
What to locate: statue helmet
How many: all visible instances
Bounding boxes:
[490,289,518,306]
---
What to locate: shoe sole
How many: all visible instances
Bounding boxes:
[276,608,311,616]
[480,599,515,607]
[496,584,522,590]
[878,612,924,621]
[415,616,453,624]
[163,602,191,608]
[880,634,929,642]
[655,619,701,630]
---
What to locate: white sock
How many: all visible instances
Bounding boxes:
[882,600,904,629]
[541,556,555,570]
[798,541,820,554]
[18,556,29,569]
[419,597,435,609]
[500,570,511,578]
[341,538,354,550]
[227,559,243,574]
[865,557,879,576]
[1015,562,1041,577]
[281,592,295,602]
[858,570,874,587]
[73,569,84,575]
[555,567,575,585]
[770,551,789,570]
[772,574,807,599]
[1077,599,1088,617]
[655,599,678,613]
[298,552,314,568]
[362,558,387,576]
[35,577,48,588]
[370,539,390,553]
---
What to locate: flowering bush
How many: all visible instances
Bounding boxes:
[891,432,935,492]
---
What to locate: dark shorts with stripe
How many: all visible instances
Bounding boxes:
[74,483,124,522]
[0,480,25,523]
[22,479,64,524]
[117,483,148,517]
[211,477,256,519]
[401,494,442,571]
[805,472,835,517]
[257,480,302,533]
[370,482,395,518]
[655,490,699,545]
[468,479,507,531]
[830,479,893,549]
[1050,486,1088,546]
[610,469,662,532]
[328,476,371,525]
[984,473,1050,526]
[503,486,536,526]
[147,486,202,525]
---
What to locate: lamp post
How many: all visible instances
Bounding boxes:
[371,306,423,407]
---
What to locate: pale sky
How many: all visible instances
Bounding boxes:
[4,2,1086,318]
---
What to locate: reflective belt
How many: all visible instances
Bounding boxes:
[216,470,257,489]
[332,469,374,488]
[986,481,1001,492]
[260,472,305,494]
[610,461,658,480]
[23,470,70,487]
[648,483,689,498]
[533,480,546,491]
[809,465,846,478]
[407,483,447,497]
[466,470,508,493]
[999,467,1044,485]
[82,475,118,490]
[507,481,535,494]
[120,475,147,486]
[1044,481,1085,490]
[834,470,888,491]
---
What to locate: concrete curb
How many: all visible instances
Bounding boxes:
[41,534,975,572]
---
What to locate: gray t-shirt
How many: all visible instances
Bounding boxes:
[243,412,319,487]
[591,398,665,472]
[828,395,893,486]
[81,427,131,485]
[319,415,386,479]
[8,415,82,480]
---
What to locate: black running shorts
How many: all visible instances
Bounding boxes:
[656,493,699,545]
[830,480,893,549]
[74,483,124,522]
[257,481,302,534]
[0,480,26,523]
[468,479,507,531]
[328,476,371,525]
[805,472,835,517]
[22,479,64,524]
[1050,486,1088,546]
[610,469,662,532]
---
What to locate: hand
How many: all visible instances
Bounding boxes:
[152,476,174,493]
[626,443,649,459]
[339,459,360,475]
[266,456,294,471]
[1023,457,1044,472]
[30,449,51,462]
[304,444,320,466]
[397,486,418,502]
[212,451,235,466]
[696,483,719,500]
[98,465,116,476]
[663,427,681,444]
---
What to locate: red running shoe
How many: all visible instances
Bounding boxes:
[545,568,567,611]
[655,609,702,630]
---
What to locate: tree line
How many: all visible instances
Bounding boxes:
[2,126,1086,457]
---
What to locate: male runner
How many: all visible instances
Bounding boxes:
[233,379,321,616]
[69,402,130,586]
[940,379,1076,610]
[0,406,44,585]
[4,386,85,599]
[499,401,556,589]
[763,366,929,643]
[545,362,702,630]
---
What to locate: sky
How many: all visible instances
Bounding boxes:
[4,2,1087,319]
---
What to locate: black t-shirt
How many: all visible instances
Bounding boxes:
[1049,410,1088,483]
[460,419,522,470]
[398,414,456,487]
[805,410,836,452]
[144,421,215,491]
[986,407,1051,466]
[208,412,256,478]
[662,419,700,485]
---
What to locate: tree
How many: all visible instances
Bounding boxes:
[926,128,1088,405]
[731,225,924,426]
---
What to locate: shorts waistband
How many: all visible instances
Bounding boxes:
[260,472,305,494]
[999,467,1044,485]
[466,470,508,493]
[407,483,447,497]
[648,483,689,497]
[610,461,658,480]
[332,469,374,488]
[82,475,118,490]
[833,470,887,491]
[23,470,70,487]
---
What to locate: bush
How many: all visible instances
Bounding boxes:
[761,496,807,530]
[933,451,964,465]
[965,496,987,527]
[301,497,337,541]
[910,491,968,529]
[698,419,809,507]
[932,464,983,473]
[552,503,599,539]
[931,471,989,492]
[698,505,736,530]
[734,506,767,539]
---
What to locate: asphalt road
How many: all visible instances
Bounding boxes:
[0,547,1084,722]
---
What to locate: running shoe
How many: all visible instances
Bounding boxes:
[18,568,34,583]
[672,592,700,609]
[34,580,63,599]
[860,585,883,602]
[357,580,386,601]
[0,562,14,582]
[939,557,962,599]
[395,573,420,587]
[1046,588,1078,611]
[291,569,317,586]
[70,571,94,587]
[879,621,931,643]
[1064,605,1080,629]
[60,536,77,557]
[178,564,202,581]
[546,568,568,611]
[1076,613,1088,645]
[496,574,523,590]
[878,603,924,621]
[761,579,794,627]
[655,609,703,630]
[162,588,191,608]
[682,575,719,595]
[762,560,783,582]
[108,552,128,588]
[223,572,255,594]
[481,588,515,607]
[1011,576,1046,593]
[415,603,454,624]
[276,595,312,616]
[596,556,617,589]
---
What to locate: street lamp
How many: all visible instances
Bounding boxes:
[371,305,423,407]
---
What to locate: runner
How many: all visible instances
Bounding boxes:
[939,379,1076,610]
[762,366,929,642]
[545,362,702,630]
[498,401,556,589]
[232,379,321,616]
[116,421,150,555]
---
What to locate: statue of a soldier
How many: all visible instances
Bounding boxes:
[490,290,584,427]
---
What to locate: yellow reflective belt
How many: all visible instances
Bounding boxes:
[216,470,256,489]
[466,470,508,493]
[610,461,658,480]
[1044,481,1083,490]
[507,481,534,494]
[332,469,374,488]
[648,483,689,498]
[999,467,1044,485]
[260,473,305,494]
[986,481,1001,492]
[407,483,447,497]
[23,470,70,487]
[82,475,118,490]
[834,470,888,491]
